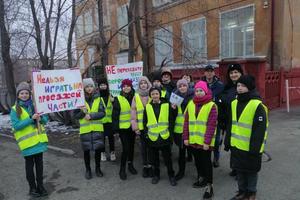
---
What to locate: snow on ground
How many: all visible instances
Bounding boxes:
[0,113,78,134]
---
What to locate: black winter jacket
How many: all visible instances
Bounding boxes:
[143,98,177,147]
[225,90,267,172]
[74,93,106,151]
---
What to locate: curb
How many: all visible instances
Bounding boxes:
[0,133,75,156]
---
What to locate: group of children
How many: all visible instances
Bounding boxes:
[10,64,268,200]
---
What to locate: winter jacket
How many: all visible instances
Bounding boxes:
[202,76,224,102]
[112,90,135,131]
[143,98,177,147]
[174,88,194,112]
[225,90,267,173]
[162,81,176,100]
[131,94,150,132]
[74,93,105,151]
[10,100,48,157]
[182,101,218,150]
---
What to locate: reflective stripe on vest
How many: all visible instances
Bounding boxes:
[230,99,268,153]
[187,101,216,147]
[161,90,166,98]
[79,97,104,134]
[101,96,112,123]
[135,94,150,131]
[118,95,131,129]
[174,106,185,134]
[146,103,170,141]
[12,106,48,151]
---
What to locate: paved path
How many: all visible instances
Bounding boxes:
[0,107,300,200]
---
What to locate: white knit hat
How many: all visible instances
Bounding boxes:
[83,78,95,88]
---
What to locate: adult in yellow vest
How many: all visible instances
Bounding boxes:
[183,81,217,200]
[10,82,48,197]
[130,76,152,178]
[74,78,106,180]
[151,71,169,100]
[112,79,137,180]
[172,79,194,181]
[227,75,267,200]
[143,87,178,186]
[98,78,116,162]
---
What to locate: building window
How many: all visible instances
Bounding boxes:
[220,5,255,58]
[152,0,173,7]
[117,4,129,51]
[154,26,173,66]
[116,52,129,65]
[75,15,84,38]
[87,47,95,66]
[182,18,207,64]
[84,9,93,34]
[77,50,84,69]
[94,0,111,29]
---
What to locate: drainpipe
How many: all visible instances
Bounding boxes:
[270,0,275,71]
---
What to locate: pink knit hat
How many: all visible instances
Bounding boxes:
[194,80,209,94]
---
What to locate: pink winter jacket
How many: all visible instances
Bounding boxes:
[131,95,150,132]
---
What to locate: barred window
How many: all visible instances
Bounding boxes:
[117,4,129,51]
[152,0,173,7]
[220,5,255,58]
[75,15,84,38]
[84,9,93,34]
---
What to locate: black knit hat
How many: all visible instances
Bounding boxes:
[98,78,108,85]
[227,63,244,75]
[152,71,162,83]
[149,86,161,97]
[237,75,256,91]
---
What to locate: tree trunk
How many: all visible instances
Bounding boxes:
[67,0,76,68]
[0,0,16,105]
[127,0,135,63]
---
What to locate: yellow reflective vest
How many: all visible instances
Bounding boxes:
[174,105,186,134]
[231,99,268,153]
[146,103,170,141]
[79,97,104,134]
[12,106,48,151]
[161,90,167,98]
[187,101,216,147]
[135,94,151,131]
[118,95,131,129]
[101,96,112,123]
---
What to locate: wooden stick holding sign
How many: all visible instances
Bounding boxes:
[31,68,42,134]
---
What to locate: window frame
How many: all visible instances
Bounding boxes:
[154,26,174,67]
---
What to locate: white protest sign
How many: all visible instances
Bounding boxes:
[32,69,85,114]
[105,62,143,96]
[169,92,184,106]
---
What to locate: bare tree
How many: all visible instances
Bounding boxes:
[0,0,16,105]
[67,0,76,67]
[127,0,135,63]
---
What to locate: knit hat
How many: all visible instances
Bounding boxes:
[161,68,173,78]
[98,78,108,85]
[149,86,161,97]
[227,63,244,75]
[237,75,256,91]
[194,80,209,94]
[16,82,31,95]
[121,79,133,88]
[176,79,188,89]
[152,71,162,82]
[83,78,95,88]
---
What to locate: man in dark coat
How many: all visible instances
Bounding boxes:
[226,75,267,200]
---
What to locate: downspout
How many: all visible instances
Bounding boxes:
[270,0,275,71]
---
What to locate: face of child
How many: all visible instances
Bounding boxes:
[182,75,191,83]
[85,85,94,94]
[162,73,171,82]
[139,80,148,90]
[178,84,188,94]
[99,83,107,90]
[153,80,161,88]
[237,83,249,94]
[150,90,160,102]
[229,70,242,82]
[195,88,205,97]
[18,90,30,101]
[122,85,132,94]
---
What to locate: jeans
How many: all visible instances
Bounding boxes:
[237,170,258,193]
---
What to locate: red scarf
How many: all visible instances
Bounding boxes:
[193,92,212,105]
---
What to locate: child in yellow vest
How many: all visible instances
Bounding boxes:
[10,82,48,197]
[183,81,217,199]
[130,76,152,178]
[74,78,106,180]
